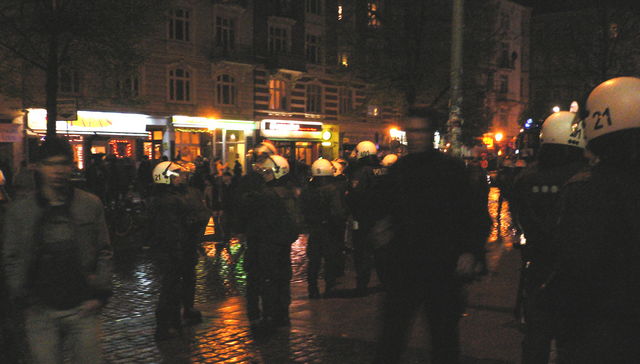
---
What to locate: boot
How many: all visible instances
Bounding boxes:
[182,307,203,325]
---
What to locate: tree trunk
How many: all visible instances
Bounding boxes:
[45,11,58,138]
[447,0,464,157]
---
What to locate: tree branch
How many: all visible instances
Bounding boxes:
[0,40,46,70]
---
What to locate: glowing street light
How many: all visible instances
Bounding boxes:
[552,106,560,113]
[495,132,504,142]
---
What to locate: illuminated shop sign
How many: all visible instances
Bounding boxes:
[27,109,149,136]
[172,115,256,131]
[261,119,323,139]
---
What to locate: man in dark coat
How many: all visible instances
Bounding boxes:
[373,109,490,364]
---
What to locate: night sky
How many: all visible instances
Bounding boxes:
[514,0,640,14]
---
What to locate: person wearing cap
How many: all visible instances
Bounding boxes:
[2,137,112,363]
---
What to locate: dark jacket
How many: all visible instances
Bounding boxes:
[382,150,490,274]
[149,185,190,254]
[511,160,587,264]
[238,179,301,245]
[550,164,640,318]
[347,159,387,227]
[301,177,347,229]
[2,188,113,306]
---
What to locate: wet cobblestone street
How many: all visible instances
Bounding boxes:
[1,187,522,363]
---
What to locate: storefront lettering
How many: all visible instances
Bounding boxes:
[68,117,113,128]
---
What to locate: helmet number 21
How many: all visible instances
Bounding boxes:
[592,108,612,130]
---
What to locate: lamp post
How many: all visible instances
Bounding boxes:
[447,0,465,157]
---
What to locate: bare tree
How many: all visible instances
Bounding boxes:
[0,0,170,136]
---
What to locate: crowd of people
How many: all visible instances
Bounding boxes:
[2,76,640,363]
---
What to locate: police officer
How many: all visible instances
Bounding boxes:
[510,111,588,364]
[380,153,398,167]
[550,77,640,363]
[331,159,350,278]
[301,158,348,298]
[180,163,211,324]
[346,141,386,295]
[149,161,191,339]
[237,155,300,332]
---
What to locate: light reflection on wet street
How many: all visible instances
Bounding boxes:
[100,186,515,363]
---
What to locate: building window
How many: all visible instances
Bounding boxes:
[338,51,349,67]
[269,79,287,110]
[339,87,353,114]
[306,0,322,15]
[59,68,80,94]
[175,131,200,162]
[306,33,322,64]
[306,84,322,113]
[168,68,191,102]
[215,16,235,52]
[499,74,509,94]
[501,12,510,31]
[499,42,512,68]
[216,74,236,105]
[368,1,381,28]
[168,8,190,42]
[499,107,509,127]
[487,72,494,91]
[367,104,380,117]
[117,75,140,98]
[268,26,289,54]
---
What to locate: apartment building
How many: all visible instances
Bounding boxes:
[0,0,400,172]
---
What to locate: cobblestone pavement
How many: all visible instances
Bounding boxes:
[2,187,522,363]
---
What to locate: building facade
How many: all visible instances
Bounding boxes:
[485,0,532,140]
[0,0,401,174]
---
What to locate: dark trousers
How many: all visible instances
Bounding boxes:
[374,275,463,364]
[307,226,342,290]
[353,227,374,289]
[521,264,556,364]
[244,241,292,323]
[155,258,181,329]
[155,252,199,328]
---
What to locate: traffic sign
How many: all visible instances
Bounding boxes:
[57,99,78,121]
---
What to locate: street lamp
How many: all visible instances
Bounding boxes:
[495,132,504,142]
[552,106,560,113]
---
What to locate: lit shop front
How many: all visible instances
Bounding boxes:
[171,115,256,170]
[260,119,338,164]
[26,109,154,169]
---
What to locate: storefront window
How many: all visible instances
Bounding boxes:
[175,131,201,161]
[212,129,245,174]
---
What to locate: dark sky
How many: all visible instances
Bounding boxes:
[514,0,640,14]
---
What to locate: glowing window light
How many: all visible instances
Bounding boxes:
[109,139,134,158]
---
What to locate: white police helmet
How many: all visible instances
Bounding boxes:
[355,141,377,159]
[381,153,399,166]
[152,161,186,185]
[331,161,344,176]
[539,111,585,148]
[584,76,640,143]
[254,155,290,180]
[311,158,335,177]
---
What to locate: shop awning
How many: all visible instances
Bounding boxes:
[172,115,256,131]
[27,109,150,137]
